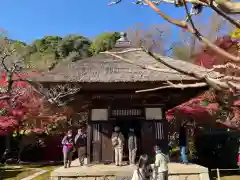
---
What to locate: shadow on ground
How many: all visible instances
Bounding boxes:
[0,166,39,179]
[0,167,27,179]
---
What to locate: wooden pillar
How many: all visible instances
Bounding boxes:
[87,123,92,163]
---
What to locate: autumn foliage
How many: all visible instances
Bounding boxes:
[0,72,73,135]
[167,36,240,130]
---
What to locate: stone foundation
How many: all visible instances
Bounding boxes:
[50,160,210,180]
[50,174,208,180]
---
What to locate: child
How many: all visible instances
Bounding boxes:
[154,146,169,180]
[131,154,152,180]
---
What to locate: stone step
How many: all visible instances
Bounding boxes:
[51,174,202,180]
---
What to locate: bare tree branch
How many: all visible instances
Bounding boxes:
[210,2,240,29]
[143,0,240,62]
[0,53,10,72]
[45,84,81,106]
[209,63,240,72]
[136,81,207,93]
[144,48,240,90]
[143,0,240,14]
[221,76,240,82]
[0,95,10,101]
[213,0,240,14]
[108,0,122,5]
[104,48,240,91]
[101,50,181,74]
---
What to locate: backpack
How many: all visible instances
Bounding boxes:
[77,134,86,146]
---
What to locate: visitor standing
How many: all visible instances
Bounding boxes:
[62,130,74,168]
[179,124,188,164]
[131,154,152,180]
[74,127,87,166]
[128,128,137,165]
[111,126,124,166]
[154,146,169,180]
[238,139,240,168]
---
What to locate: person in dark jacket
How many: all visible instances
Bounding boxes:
[128,128,137,165]
[62,130,74,168]
[74,128,87,166]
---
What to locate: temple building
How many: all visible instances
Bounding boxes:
[32,33,217,163]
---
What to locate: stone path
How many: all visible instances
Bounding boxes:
[21,169,47,180]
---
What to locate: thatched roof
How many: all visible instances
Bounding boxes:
[31,48,218,83]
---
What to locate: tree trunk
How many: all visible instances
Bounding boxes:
[1,134,11,163]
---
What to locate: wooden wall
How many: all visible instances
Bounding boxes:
[61,83,207,163]
[89,119,168,163]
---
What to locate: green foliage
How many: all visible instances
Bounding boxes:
[4,32,121,70]
[28,35,86,66]
[90,32,121,55]
[230,28,240,38]
[200,99,213,106]
[8,35,92,70]
[171,44,191,61]
[57,35,92,60]
[195,132,240,168]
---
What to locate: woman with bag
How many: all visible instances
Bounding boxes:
[62,130,75,168]
[131,154,152,180]
[111,126,124,166]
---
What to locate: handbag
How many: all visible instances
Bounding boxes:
[113,133,120,147]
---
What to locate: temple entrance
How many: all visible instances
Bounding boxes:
[113,119,142,162]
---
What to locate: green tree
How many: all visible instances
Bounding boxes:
[57,35,92,60]
[90,32,120,54]
[24,35,92,70]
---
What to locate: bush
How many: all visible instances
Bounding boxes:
[194,131,240,169]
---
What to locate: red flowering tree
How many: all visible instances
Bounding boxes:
[0,39,79,161]
[166,36,240,130]
[193,36,240,129]
[107,1,240,124]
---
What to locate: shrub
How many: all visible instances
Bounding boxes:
[194,131,240,169]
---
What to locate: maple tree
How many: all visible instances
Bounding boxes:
[193,36,240,129]
[0,38,79,161]
[166,36,240,130]
[107,0,240,90]
[105,0,240,130]
[0,36,81,133]
[0,71,75,135]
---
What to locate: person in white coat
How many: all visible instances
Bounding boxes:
[111,126,125,166]
[154,146,169,180]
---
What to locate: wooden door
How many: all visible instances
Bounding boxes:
[101,123,113,163]
[141,121,156,161]
[92,123,101,163]
[154,121,168,153]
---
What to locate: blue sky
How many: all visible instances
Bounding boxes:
[0,0,213,43]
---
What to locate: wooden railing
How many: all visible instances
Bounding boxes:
[210,168,240,180]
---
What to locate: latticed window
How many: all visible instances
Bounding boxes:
[111,108,143,118]
[154,122,164,140]
[93,123,100,141]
